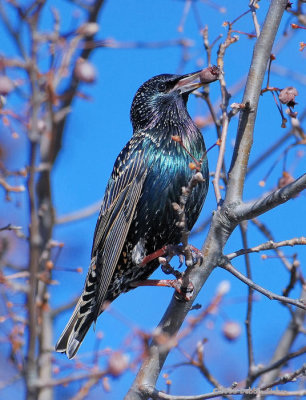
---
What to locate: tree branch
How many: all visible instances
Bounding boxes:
[254,344,306,381]
[261,364,306,390]
[227,236,306,260]
[220,260,306,310]
[255,288,306,392]
[148,387,306,400]
[55,199,102,225]
[225,0,289,204]
[233,174,306,221]
[239,222,255,386]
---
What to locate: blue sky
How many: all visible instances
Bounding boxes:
[0,1,305,399]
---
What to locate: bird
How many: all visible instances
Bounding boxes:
[56,67,219,359]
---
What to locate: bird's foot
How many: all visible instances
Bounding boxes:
[131,278,194,301]
[158,244,203,268]
[140,244,203,272]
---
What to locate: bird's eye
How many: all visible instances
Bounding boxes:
[158,82,167,92]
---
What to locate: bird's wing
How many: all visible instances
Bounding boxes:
[91,147,147,319]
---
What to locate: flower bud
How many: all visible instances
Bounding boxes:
[107,352,129,377]
[74,59,96,83]
[216,280,230,296]
[222,321,241,341]
[279,87,298,107]
[0,76,14,95]
[278,171,294,189]
[77,22,99,37]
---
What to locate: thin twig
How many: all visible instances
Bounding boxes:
[253,345,306,380]
[0,224,22,232]
[239,222,255,384]
[34,368,107,388]
[0,177,25,193]
[219,260,306,310]
[255,289,306,390]
[55,199,102,224]
[212,115,228,206]
[260,364,306,390]
[249,1,261,38]
[51,296,78,317]
[227,237,306,260]
[251,218,294,272]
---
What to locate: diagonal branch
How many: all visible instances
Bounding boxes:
[260,364,306,390]
[219,260,306,310]
[254,345,306,381]
[233,174,306,221]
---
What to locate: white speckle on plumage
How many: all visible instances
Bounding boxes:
[132,238,147,265]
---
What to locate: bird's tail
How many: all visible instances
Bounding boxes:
[55,259,98,359]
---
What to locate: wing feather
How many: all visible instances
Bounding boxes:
[91,148,144,256]
[90,148,147,320]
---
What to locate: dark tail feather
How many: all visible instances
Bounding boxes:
[55,259,98,359]
[55,297,95,359]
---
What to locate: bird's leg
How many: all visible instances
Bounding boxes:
[130,278,194,301]
[140,244,182,267]
[140,245,168,267]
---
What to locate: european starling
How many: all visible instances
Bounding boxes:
[56,68,219,359]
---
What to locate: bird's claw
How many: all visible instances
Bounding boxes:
[161,263,182,279]
[161,244,203,268]
[184,245,203,267]
[191,248,204,266]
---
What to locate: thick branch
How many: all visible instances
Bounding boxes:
[225,0,289,203]
[233,174,306,221]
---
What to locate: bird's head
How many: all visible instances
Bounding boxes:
[130,67,220,132]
